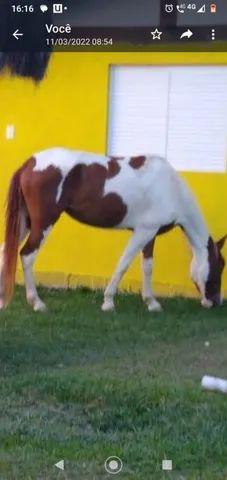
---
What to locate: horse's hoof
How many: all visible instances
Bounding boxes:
[0,300,5,311]
[101,300,115,312]
[147,299,162,312]
[33,300,47,312]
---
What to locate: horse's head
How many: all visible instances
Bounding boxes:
[191,235,227,308]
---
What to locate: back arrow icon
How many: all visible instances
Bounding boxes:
[180,29,193,39]
[13,29,24,40]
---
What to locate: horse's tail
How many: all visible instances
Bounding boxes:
[2,167,24,306]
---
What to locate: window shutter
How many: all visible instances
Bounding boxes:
[108,66,169,157]
[108,66,227,172]
[167,67,227,172]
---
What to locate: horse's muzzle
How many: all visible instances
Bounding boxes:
[202,295,222,308]
[201,298,213,309]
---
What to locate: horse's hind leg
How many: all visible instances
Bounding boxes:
[0,245,5,309]
[20,224,53,312]
[141,239,162,312]
[0,209,28,310]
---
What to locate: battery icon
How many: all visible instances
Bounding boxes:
[210,4,217,13]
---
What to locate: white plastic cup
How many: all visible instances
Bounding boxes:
[201,375,227,393]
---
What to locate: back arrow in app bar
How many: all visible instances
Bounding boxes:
[13,29,24,40]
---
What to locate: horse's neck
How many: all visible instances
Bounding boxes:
[179,194,209,258]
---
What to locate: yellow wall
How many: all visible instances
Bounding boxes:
[0,52,227,297]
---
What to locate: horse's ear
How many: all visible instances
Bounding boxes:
[216,235,227,251]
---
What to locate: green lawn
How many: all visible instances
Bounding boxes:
[0,287,227,480]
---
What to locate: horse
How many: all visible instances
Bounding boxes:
[0,149,226,312]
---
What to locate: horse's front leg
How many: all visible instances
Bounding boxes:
[102,228,158,312]
[141,239,162,312]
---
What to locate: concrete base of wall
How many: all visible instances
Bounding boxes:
[16,269,227,299]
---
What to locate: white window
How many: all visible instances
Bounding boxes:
[108,65,227,172]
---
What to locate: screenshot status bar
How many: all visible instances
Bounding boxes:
[1,1,227,51]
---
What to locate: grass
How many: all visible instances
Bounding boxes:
[0,287,227,479]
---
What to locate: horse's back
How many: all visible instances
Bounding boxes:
[33,148,172,176]
[33,148,108,175]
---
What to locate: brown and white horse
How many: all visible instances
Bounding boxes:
[0,149,226,312]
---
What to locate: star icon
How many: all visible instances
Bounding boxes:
[151,28,162,40]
